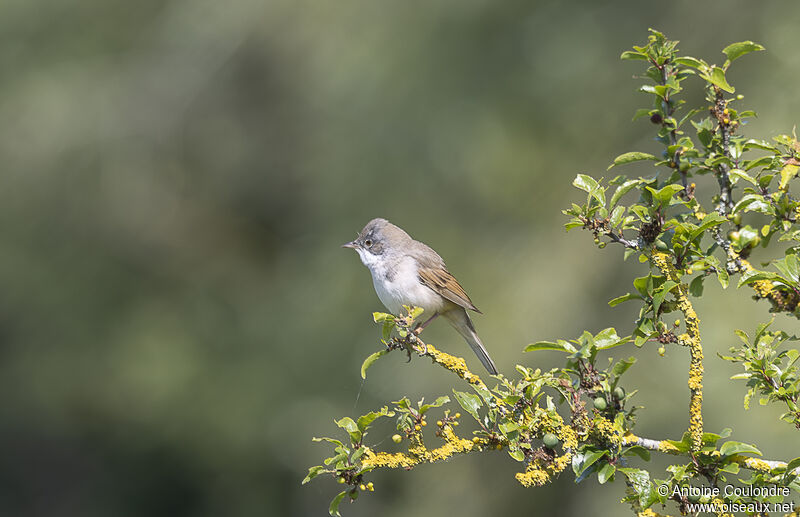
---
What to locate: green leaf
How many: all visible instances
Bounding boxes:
[572,449,606,476]
[622,447,650,461]
[731,194,768,215]
[303,465,326,484]
[335,417,361,444]
[719,462,740,474]
[728,169,757,186]
[704,66,735,93]
[608,292,642,307]
[664,433,693,453]
[381,320,394,341]
[597,462,616,484]
[632,108,654,121]
[717,268,729,289]
[618,467,655,508]
[688,212,726,241]
[647,185,684,207]
[357,406,394,431]
[405,305,425,320]
[779,164,799,191]
[774,254,800,283]
[737,269,780,288]
[524,340,576,353]
[689,276,704,297]
[620,50,647,60]
[719,441,762,458]
[361,349,389,379]
[743,139,778,153]
[498,421,521,435]
[609,205,625,228]
[722,41,765,63]
[786,457,800,472]
[652,280,678,314]
[452,390,482,421]
[329,491,348,517]
[312,436,344,447]
[673,56,706,69]
[573,174,605,205]
[419,396,450,415]
[508,449,525,462]
[745,155,776,171]
[373,312,394,323]
[611,356,636,379]
[594,328,631,350]
[573,174,599,193]
[608,152,658,170]
[610,179,642,207]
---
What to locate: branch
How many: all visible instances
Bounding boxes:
[659,63,686,190]
[608,229,640,249]
[651,252,704,452]
[387,325,487,389]
[622,433,799,475]
[711,225,743,274]
[712,88,735,215]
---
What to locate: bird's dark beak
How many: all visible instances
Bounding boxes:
[341,241,357,249]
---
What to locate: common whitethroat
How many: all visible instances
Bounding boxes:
[342,218,498,375]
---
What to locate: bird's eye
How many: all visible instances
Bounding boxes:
[364,239,373,248]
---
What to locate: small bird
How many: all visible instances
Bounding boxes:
[343,218,498,375]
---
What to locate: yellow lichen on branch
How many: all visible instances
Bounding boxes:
[361,425,477,470]
[362,397,577,490]
[388,316,488,388]
[651,252,703,452]
[412,342,487,388]
[514,407,576,487]
[740,259,800,316]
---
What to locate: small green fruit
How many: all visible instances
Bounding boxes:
[392,434,402,443]
[593,397,607,411]
[542,433,559,448]
[655,240,669,252]
[613,387,625,400]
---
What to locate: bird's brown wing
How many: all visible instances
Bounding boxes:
[418,267,481,313]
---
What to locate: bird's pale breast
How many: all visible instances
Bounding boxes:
[367,254,444,315]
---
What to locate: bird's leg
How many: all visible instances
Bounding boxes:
[413,312,439,335]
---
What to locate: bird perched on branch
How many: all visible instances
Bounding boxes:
[343,218,498,375]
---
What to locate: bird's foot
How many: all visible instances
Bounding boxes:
[401,333,428,361]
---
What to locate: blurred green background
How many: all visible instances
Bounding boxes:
[1,1,798,516]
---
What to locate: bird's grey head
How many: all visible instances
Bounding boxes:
[342,218,411,267]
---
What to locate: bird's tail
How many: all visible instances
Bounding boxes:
[443,309,498,375]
